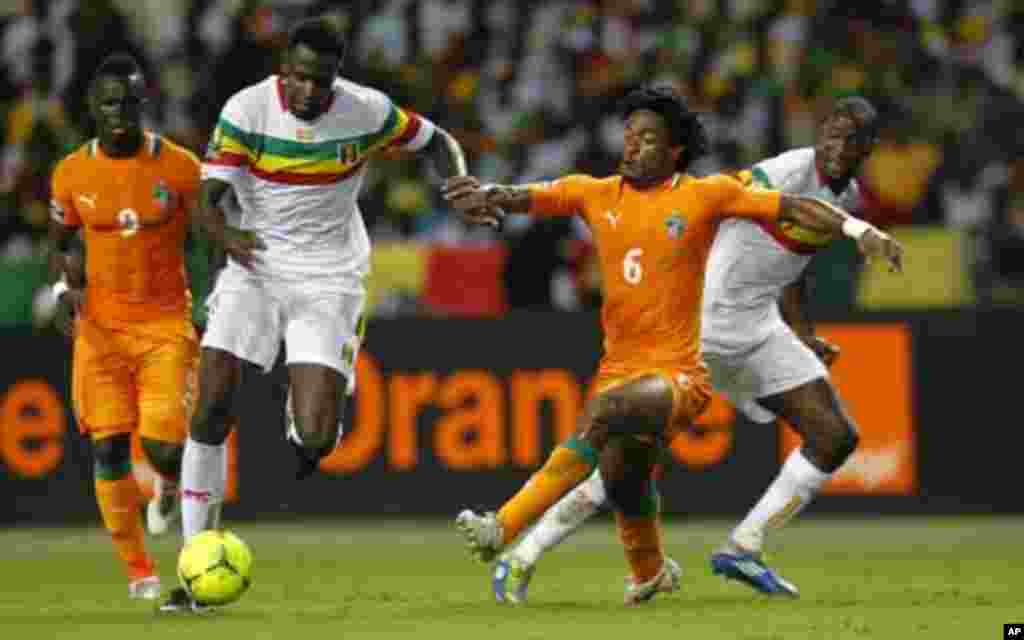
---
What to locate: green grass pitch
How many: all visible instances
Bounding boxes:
[0,516,1018,639]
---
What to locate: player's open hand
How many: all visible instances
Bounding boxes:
[54,288,83,339]
[807,335,840,368]
[222,227,266,269]
[441,176,504,229]
[858,228,903,273]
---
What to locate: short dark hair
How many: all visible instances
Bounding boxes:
[93,53,144,84]
[620,85,710,171]
[288,16,346,60]
[831,95,879,143]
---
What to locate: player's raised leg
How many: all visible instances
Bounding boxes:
[456,380,634,562]
[712,377,857,597]
[285,364,346,479]
[493,469,607,604]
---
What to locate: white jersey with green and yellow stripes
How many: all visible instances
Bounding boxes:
[701,147,862,355]
[202,75,434,284]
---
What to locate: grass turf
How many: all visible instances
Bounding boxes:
[0,516,1018,639]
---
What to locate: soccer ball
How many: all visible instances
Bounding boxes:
[177,530,253,606]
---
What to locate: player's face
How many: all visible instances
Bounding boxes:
[283,43,340,122]
[90,75,146,151]
[621,109,681,184]
[815,113,874,180]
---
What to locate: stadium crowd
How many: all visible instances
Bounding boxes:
[0,0,1022,316]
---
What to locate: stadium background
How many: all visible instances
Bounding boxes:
[0,0,1021,521]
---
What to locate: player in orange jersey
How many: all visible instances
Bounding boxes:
[444,86,902,605]
[47,54,201,601]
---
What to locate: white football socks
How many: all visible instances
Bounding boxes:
[730,449,830,553]
[514,468,607,566]
[180,436,227,541]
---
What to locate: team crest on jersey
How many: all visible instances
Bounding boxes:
[665,212,687,239]
[296,127,314,142]
[153,180,176,212]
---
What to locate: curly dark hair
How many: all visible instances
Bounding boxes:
[288,16,347,61]
[830,95,879,145]
[620,85,710,172]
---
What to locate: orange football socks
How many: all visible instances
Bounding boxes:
[497,438,598,545]
[617,513,663,583]
[95,462,154,580]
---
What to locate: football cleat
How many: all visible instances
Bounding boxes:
[146,474,180,536]
[128,575,162,601]
[455,509,503,563]
[710,548,799,598]
[624,557,681,606]
[492,554,536,604]
[158,586,212,614]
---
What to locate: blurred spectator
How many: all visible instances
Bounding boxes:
[0,0,1019,320]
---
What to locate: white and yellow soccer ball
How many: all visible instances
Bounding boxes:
[177,530,253,606]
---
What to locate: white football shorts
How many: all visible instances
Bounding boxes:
[202,264,366,392]
[703,326,828,424]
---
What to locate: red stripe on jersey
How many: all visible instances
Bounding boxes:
[389,111,423,148]
[205,152,249,167]
[250,159,366,185]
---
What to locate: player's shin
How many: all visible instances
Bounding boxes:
[496,436,598,546]
[93,436,153,580]
[180,435,228,540]
[730,449,829,552]
[514,468,606,566]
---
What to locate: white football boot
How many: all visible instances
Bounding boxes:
[623,557,682,606]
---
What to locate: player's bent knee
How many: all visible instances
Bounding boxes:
[140,437,184,478]
[591,376,674,439]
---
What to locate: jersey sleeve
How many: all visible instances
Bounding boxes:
[177,148,203,215]
[202,91,259,183]
[526,175,595,219]
[710,174,782,223]
[367,89,435,153]
[49,156,80,228]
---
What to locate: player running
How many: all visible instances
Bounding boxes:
[444,86,901,605]
[48,54,201,600]
[163,16,478,611]
[485,97,883,604]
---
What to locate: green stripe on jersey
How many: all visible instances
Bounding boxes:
[216,106,400,160]
[750,166,774,189]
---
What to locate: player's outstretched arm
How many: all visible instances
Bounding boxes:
[425,130,507,228]
[442,175,532,220]
[779,194,903,273]
[196,178,265,269]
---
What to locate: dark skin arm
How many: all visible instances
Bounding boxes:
[442,177,903,271]
[778,273,840,367]
[46,218,85,338]
[196,178,265,268]
[777,194,902,272]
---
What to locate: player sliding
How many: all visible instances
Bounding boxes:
[163,15,480,611]
[48,54,202,600]
[484,96,885,603]
[444,87,902,605]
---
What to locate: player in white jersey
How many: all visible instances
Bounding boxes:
[163,16,480,612]
[488,97,882,604]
